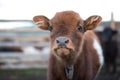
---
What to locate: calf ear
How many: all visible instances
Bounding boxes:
[33,15,50,30]
[84,16,102,31]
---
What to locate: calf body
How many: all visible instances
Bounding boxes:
[33,11,103,80]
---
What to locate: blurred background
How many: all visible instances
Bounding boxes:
[0,0,120,80]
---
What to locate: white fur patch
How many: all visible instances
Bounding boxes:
[93,39,104,79]
[93,39,104,65]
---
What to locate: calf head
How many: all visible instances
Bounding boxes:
[33,11,102,64]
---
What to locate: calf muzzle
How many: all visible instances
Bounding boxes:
[56,37,69,48]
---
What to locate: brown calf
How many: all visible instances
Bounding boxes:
[33,11,104,80]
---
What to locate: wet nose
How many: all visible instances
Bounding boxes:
[56,37,69,48]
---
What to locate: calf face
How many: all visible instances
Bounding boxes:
[33,11,102,65]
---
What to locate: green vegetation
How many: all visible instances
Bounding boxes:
[0,68,47,75]
[0,68,47,80]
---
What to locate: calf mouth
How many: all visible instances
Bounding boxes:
[54,47,73,56]
[53,47,76,64]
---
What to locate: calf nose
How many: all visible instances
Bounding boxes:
[56,37,69,48]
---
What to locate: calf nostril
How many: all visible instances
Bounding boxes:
[65,39,69,44]
[56,40,60,43]
[55,37,70,48]
[56,37,69,44]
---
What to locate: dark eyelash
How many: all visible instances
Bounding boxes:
[48,26,53,31]
[77,25,83,32]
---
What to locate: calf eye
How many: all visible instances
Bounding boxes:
[48,26,53,31]
[77,25,83,32]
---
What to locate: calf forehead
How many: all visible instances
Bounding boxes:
[51,11,83,27]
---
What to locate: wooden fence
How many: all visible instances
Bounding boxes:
[0,53,49,69]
